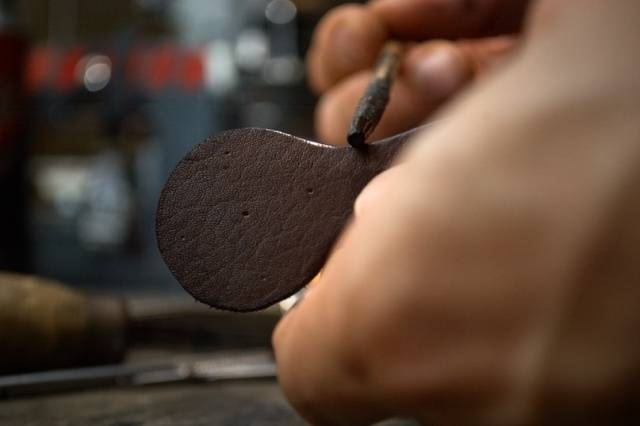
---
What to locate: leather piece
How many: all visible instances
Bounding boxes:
[156,127,418,312]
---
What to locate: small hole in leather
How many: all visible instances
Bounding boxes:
[306,188,314,194]
[242,211,250,217]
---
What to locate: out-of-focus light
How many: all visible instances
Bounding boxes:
[204,41,238,95]
[84,61,111,92]
[76,54,112,92]
[265,0,297,25]
[262,56,303,85]
[32,157,91,219]
[235,29,270,72]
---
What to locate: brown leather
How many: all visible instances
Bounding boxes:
[156,127,418,312]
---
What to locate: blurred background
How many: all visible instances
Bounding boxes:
[0,1,367,423]
[1,0,348,289]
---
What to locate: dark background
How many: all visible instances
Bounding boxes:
[1,0,349,296]
[1,1,356,422]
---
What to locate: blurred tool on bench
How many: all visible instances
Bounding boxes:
[0,272,279,377]
[0,348,276,398]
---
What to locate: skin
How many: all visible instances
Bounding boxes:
[310,0,523,146]
[273,0,640,425]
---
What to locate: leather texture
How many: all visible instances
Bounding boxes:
[156,127,419,311]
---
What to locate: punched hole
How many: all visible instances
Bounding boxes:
[306,188,314,194]
[242,211,250,217]
[223,151,230,155]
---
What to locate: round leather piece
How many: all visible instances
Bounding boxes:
[156,128,415,311]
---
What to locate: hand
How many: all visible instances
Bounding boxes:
[274,1,640,424]
[309,0,530,146]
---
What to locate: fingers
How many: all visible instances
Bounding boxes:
[308,0,529,94]
[316,36,517,146]
[273,228,391,425]
[452,35,517,77]
[316,70,435,145]
[307,4,388,93]
[273,158,443,424]
[370,0,530,39]
[354,165,407,218]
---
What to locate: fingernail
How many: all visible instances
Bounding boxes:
[410,46,468,101]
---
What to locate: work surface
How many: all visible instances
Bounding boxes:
[1,380,303,426]
[0,379,419,425]
[0,303,418,425]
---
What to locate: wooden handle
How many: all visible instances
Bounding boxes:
[0,272,127,374]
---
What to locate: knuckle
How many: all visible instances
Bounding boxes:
[313,3,365,47]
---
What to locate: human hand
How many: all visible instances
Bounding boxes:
[275,1,640,424]
[309,0,530,145]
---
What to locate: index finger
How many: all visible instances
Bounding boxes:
[371,0,530,39]
[308,0,530,93]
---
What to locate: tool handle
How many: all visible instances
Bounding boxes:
[0,272,127,374]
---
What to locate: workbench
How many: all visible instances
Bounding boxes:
[1,380,303,425]
[0,380,419,425]
[0,300,418,425]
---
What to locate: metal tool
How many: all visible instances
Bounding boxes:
[0,349,276,398]
[0,272,278,374]
[348,40,403,148]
